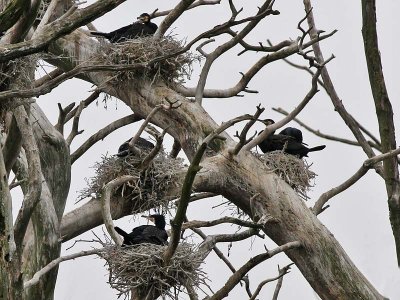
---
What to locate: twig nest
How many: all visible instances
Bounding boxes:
[90,35,200,85]
[99,243,205,299]
[79,150,184,211]
[257,151,316,200]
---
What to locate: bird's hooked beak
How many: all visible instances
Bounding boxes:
[141,215,155,223]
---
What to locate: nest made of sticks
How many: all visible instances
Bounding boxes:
[257,151,316,200]
[90,35,200,85]
[1,54,39,125]
[79,149,184,212]
[99,243,205,299]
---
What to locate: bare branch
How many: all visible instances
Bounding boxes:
[65,91,100,124]
[197,228,261,261]
[0,135,16,262]
[194,1,279,104]
[192,227,236,274]
[101,176,136,245]
[175,30,336,99]
[208,241,301,300]
[140,127,167,169]
[243,61,326,151]
[151,0,221,18]
[70,114,141,164]
[33,68,64,88]
[13,106,42,253]
[164,138,208,264]
[128,105,163,154]
[361,0,400,265]
[182,216,264,230]
[66,101,85,146]
[55,102,76,135]
[154,0,197,39]
[24,248,101,289]
[302,0,379,165]
[249,263,294,300]
[0,0,127,62]
[314,147,400,215]
[272,107,380,149]
[170,139,182,158]
[230,104,264,155]
[271,264,292,300]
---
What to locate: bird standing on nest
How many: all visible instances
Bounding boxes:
[258,119,326,158]
[90,13,158,43]
[116,137,155,157]
[115,214,168,246]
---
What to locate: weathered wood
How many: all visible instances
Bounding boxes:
[51,30,386,300]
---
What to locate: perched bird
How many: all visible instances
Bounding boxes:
[116,137,154,157]
[279,127,305,144]
[114,214,168,246]
[258,119,325,158]
[90,13,157,43]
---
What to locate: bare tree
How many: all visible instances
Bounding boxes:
[0,0,397,299]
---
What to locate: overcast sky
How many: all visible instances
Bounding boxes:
[29,1,400,299]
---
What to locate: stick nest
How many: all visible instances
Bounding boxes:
[90,36,200,85]
[256,151,316,200]
[99,243,205,299]
[79,149,184,212]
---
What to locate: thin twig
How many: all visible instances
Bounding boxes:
[70,114,141,164]
[101,176,136,245]
[313,147,400,215]
[208,241,301,300]
[66,101,85,146]
[24,248,102,289]
[249,263,294,300]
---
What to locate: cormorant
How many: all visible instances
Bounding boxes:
[116,137,155,157]
[90,13,158,43]
[279,127,304,144]
[258,119,326,158]
[114,214,168,246]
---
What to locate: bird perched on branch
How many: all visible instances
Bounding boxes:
[90,13,158,43]
[116,137,154,157]
[279,127,305,144]
[258,119,325,158]
[115,214,168,246]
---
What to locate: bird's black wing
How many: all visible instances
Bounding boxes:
[279,127,303,143]
[258,133,294,153]
[117,137,154,157]
[115,226,135,245]
[138,226,168,245]
[107,24,135,42]
[129,225,149,237]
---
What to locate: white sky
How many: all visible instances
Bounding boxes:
[29,0,400,299]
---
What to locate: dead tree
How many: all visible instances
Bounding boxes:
[0,0,397,299]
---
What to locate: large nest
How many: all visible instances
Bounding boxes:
[90,36,200,85]
[256,151,316,200]
[79,149,184,212]
[1,55,38,125]
[99,243,205,299]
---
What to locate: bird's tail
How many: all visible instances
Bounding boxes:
[114,226,129,238]
[90,31,110,38]
[308,145,326,152]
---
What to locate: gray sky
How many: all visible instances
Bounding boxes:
[29,0,400,299]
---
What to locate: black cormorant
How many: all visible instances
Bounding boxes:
[114,214,168,246]
[90,13,158,43]
[116,137,155,157]
[279,127,305,144]
[258,119,325,158]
